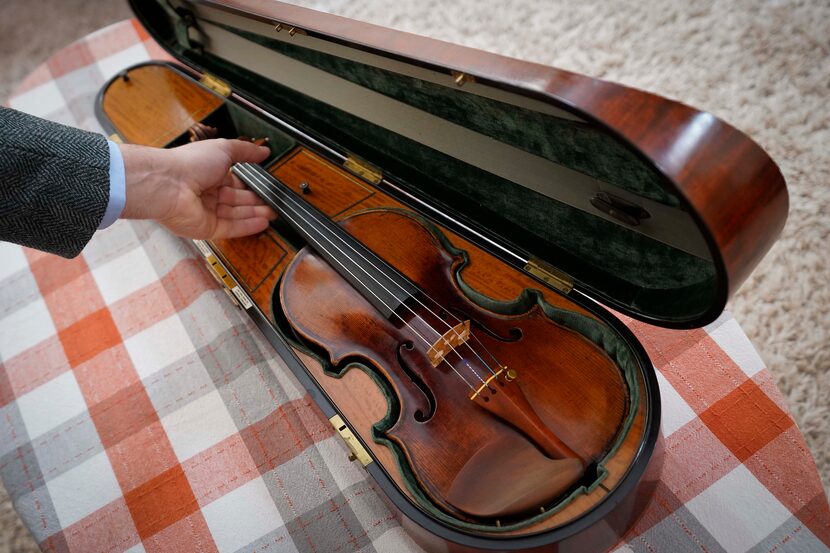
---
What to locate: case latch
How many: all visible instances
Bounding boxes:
[193,240,253,310]
[524,258,574,294]
[199,73,232,97]
[329,415,373,466]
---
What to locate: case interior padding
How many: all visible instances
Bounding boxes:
[270,208,641,533]
[168,13,717,323]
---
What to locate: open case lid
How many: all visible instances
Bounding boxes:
[130,0,788,329]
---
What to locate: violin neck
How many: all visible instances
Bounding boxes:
[232,163,420,320]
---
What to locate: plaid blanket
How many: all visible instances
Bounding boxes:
[1,19,827,553]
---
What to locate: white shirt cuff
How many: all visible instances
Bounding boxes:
[98,139,126,229]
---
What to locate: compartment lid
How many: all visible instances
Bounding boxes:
[131,0,788,328]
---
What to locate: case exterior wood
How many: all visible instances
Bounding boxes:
[192,0,788,326]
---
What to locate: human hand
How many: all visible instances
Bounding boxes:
[120,139,276,239]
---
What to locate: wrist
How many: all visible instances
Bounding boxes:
[120,144,180,221]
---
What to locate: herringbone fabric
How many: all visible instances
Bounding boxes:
[0,107,109,258]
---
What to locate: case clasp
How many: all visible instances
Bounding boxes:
[524,259,574,294]
[330,415,373,466]
[194,240,253,310]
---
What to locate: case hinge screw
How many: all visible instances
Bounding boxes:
[274,23,283,32]
[288,26,297,36]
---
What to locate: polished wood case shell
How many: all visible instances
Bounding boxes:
[97,61,660,551]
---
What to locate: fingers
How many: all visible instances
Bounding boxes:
[216,186,277,221]
[218,139,271,164]
[216,204,277,220]
[213,217,271,239]
[217,186,267,206]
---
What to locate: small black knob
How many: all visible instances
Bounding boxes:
[299,181,310,194]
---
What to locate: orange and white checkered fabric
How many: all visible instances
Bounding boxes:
[1,19,828,553]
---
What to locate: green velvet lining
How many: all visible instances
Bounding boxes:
[269,207,641,533]
[230,27,678,208]
[183,22,717,322]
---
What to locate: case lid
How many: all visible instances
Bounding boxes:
[131,0,788,328]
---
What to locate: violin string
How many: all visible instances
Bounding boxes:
[256,165,503,381]
[236,164,480,391]
[237,165,478,391]
[242,164,499,381]
[240,166,489,392]
[242,165,499,378]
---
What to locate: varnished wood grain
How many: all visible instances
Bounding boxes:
[280,210,628,520]
[213,228,286,292]
[102,64,224,147]
[271,148,375,217]
[211,146,639,530]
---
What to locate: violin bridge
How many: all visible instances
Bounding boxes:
[427,320,471,367]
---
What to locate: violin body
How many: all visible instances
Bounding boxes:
[280,209,627,521]
[97,0,787,549]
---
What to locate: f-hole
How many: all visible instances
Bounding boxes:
[398,341,437,422]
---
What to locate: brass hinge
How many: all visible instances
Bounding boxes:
[329,414,373,466]
[273,22,306,36]
[108,133,123,144]
[199,73,232,97]
[524,258,574,294]
[194,240,253,309]
[343,155,383,185]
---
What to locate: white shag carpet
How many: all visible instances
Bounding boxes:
[0,0,827,551]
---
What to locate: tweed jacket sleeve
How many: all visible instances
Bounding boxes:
[0,107,110,258]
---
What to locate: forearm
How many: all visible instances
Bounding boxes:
[0,107,110,258]
[0,105,272,258]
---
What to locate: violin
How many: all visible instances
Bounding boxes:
[232,163,629,522]
[97,0,789,543]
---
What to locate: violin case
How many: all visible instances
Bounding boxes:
[95,1,788,551]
